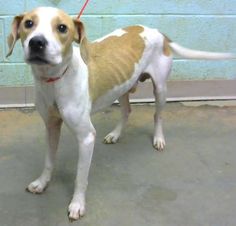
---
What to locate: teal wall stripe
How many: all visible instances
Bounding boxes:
[0,0,24,15]
[172,60,236,80]
[0,19,4,62]
[0,63,32,86]
[0,0,235,86]
[0,60,235,87]
[24,0,236,15]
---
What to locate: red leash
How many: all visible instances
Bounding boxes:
[77,0,90,19]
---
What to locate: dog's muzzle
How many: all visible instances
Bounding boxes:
[28,36,49,64]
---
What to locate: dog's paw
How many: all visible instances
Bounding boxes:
[153,136,166,151]
[103,132,120,144]
[26,179,48,194]
[68,200,86,222]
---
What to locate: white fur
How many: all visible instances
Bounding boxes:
[23,7,63,65]
[169,42,235,60]
[94,28,127,43]
[10,7,234,222]
[83,132,95,146]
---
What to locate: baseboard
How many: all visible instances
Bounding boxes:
[130,79,236,103]
[0,86,34,108]
[0,80,236,108]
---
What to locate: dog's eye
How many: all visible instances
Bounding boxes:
[57,24,68,33]
[24,20,34,29]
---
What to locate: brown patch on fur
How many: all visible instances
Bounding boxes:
[7,10,42,58]
[51,11,76,56]
[19,13,39,42]
[7,10,41,57]
[83,26,145,102]
[73,19,85,44]
[7,14,25,57]
[163,35,172,57]
[7,8,46,57]
[7,8,76,57]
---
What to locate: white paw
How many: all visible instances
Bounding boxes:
[103,132,120,144]
[26,179,48,194]
[153,136,166,151]
[68,200,86,222]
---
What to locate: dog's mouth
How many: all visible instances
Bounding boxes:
[27,56,50,65]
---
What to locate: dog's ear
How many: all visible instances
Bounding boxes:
[73,19,89,63]
[6,14,25,57]
[73,19,86,44]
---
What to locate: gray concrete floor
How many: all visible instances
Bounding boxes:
[0,103,236,226]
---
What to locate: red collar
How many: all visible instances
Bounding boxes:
[45,76,61,83]
[41,66,69,83]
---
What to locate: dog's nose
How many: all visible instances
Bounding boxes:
[29,36,47,52]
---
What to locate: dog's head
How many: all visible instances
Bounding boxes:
[7,7,85,65]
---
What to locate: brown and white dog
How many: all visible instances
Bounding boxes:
[7,7,235,221]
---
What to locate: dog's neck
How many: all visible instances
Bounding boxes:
[31,47,73,83]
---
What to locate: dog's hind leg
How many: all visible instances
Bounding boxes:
[147,56,172,151]
[103,93,131,144]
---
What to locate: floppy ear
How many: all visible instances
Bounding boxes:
[73,19,86,44]
[73,19,89,63]
[6,14,25,57]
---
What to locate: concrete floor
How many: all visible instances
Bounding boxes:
[0,103,236,226]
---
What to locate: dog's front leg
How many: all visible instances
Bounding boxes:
[27,110,62,194]
[62,110,96,221]
[68,130,95,221]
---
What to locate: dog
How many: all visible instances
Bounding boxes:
[7,6,235,221]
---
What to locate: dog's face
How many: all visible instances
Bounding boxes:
[7,7,84,65]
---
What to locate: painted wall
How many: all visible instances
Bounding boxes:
[0,0,235,87]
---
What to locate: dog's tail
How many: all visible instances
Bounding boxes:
[168,41,235,60]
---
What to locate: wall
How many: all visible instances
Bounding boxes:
[0,0,236,87]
